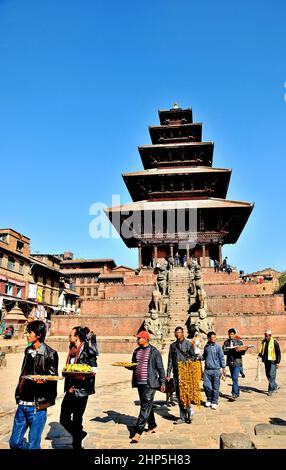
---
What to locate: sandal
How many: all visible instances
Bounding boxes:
[130,433,141,443]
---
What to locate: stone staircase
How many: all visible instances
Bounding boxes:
[162,267,190,350]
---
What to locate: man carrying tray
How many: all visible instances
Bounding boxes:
[9,320,59,449]
[223,328,246,400]
[60,326,97,449]
[127,330,165,443]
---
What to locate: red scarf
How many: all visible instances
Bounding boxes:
[66,342,83,365]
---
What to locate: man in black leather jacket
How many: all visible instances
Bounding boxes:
[223,328,245,399]
[9,320,59,449]
[60,326,97,449]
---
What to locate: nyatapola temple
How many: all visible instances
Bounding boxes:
[3,105,285,353]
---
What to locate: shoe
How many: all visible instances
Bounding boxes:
[211,404,218,410]
[174,418,185,425]
[267,392,273,396]
[130,433,141,443]
[231,395,238,400]
[205,401,211,408]
[185,417,193,424]
[274,386,280,393]
[241,373,245,378]
[146,426,157,434]
[80,431,88,449]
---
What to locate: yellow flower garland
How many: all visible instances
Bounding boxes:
[178,360,202,407]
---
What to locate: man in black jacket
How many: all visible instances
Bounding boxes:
[9,320,59,449]
[128,330,165,443]
[223,328,245,399]
[166,326,196,423]
[60,326,97,449]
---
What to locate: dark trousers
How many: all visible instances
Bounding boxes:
[135,384,157,435]
[265,362,278,392]
[229,365,242,397]
[173,376,192,420]
[60,393,88,449]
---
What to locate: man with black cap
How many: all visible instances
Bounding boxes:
[127,330,165,443]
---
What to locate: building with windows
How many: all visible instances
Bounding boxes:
[0,228,30,319]
[59,252,116,301]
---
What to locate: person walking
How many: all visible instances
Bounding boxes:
[175,252,180,267]
[202,331,226,410]
[214,260,220,273]
[127,330,165,443]
[9,320,59,449]
[60,326,97,449]
[223,328,245,399]
[166,326,197,424]
[258,329,281,396]
[222,257,228,272]
[85,327,99,357]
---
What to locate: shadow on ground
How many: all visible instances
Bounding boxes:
[91,410,136,436]
[45,421,73,449]
[269,417,286,426]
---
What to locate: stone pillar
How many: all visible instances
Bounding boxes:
[219,243,222,265]
[170,243,174,258]
[138,242,142,270]
[153,246,158,267]
[202,244,206,267]
[186,243,190,263]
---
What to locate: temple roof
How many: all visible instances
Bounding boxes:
[106,197,253,212]
[139,141,214,169]
[105,197,254,247]
[123,167,231,200]
[123,167,230,177]
[159,107,193,125]
[149,122,202,144]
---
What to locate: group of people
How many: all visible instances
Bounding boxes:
[127,326,281,443]
[9,321,99,450]
[214,257,232,274]
[9,321,281,449]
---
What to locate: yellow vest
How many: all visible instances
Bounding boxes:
[259,337,276,361]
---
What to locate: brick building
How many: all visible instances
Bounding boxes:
[0,228,30,318]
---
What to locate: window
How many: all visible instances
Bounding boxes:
[17,287,22,298]
[50,291,53,304]
[42,273,47,285]
[0,251,3,266]
[19,261,24,274]
[81,276,85,284]
[5,283,13,295]
[87,288,91,296]
[87,276,92,284]
[16,241,24,253]
[8,256,15,271]
[0,233,8,243]
[80,288,85,296]
[94,287,98,296]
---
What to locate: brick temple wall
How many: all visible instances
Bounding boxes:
[49,267,286,352]
[50,269,156,340]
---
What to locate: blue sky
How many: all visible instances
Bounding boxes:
[0,0,285,273]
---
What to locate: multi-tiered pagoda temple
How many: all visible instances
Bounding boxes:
[106,104,254,268]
